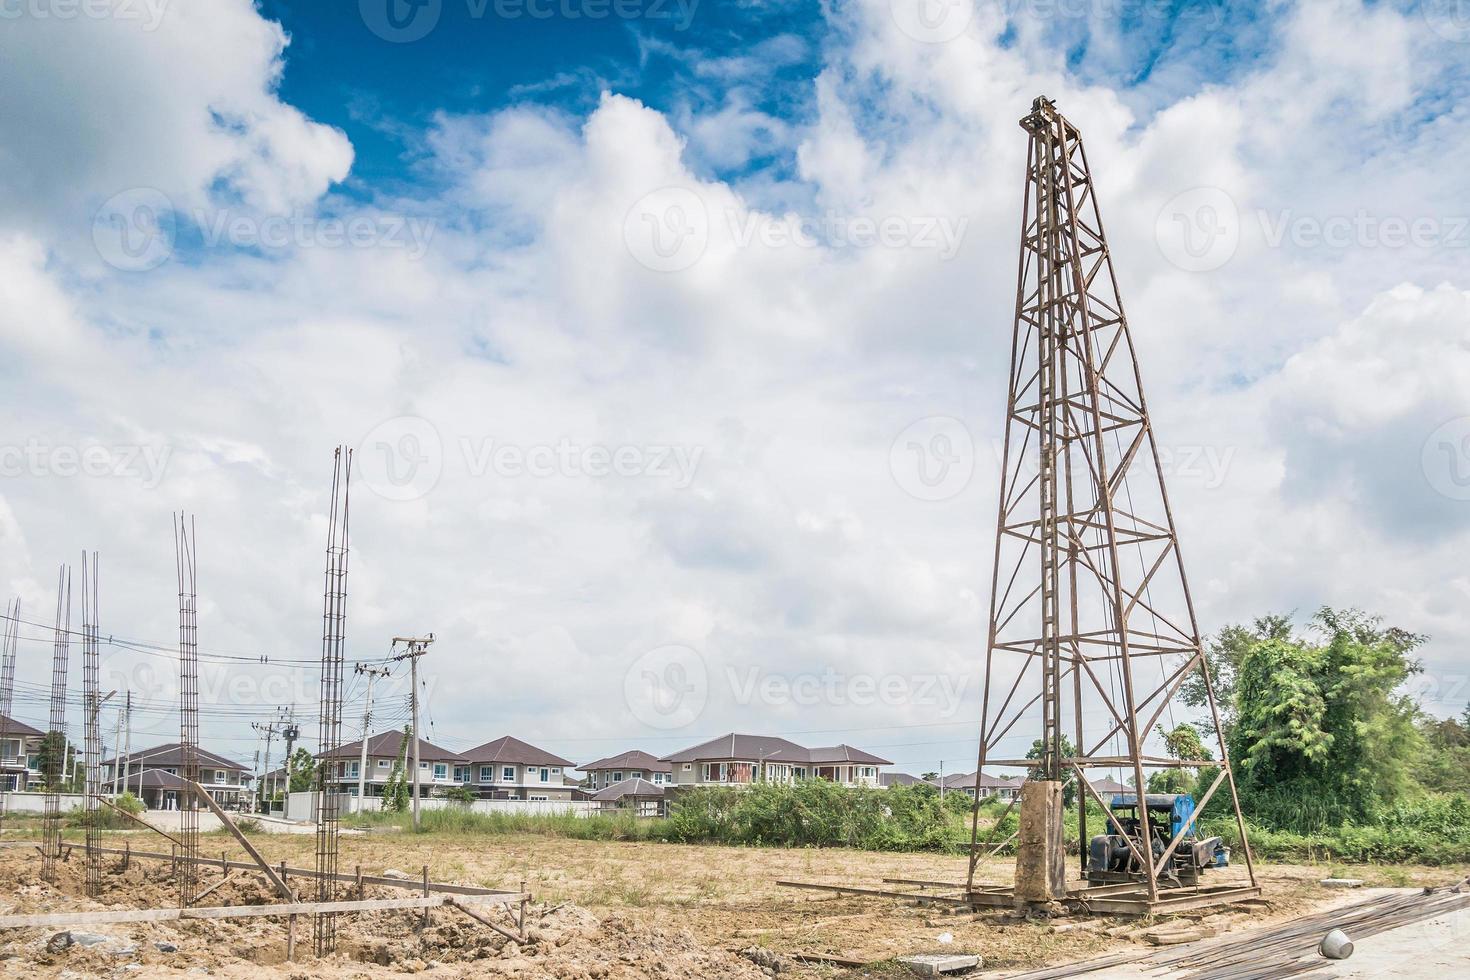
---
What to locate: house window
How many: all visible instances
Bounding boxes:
[611,771,623,783]
[213,770,226,784]
[480,766,493,782]
[631,770,643,780]
[419,762,429,770]
[378,759,390,768]
[433,763,448,780]
[454,766,469,782]
[529,794,548,801]
[345,762,360,778]
[682,763,692,771]
[653,773,666,785]
[538,768,550,782]
[502,766,515,781]
[551,767,561,775]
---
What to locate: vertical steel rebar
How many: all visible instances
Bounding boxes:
[42,567,71,883]
[314,446,351,955]
[0,599,19,832]
[82,553,103,898]
[175,515,201,907]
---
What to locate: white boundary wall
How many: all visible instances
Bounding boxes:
[285,792,595,822]
[0,792,86,813]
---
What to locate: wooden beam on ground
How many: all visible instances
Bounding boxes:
[89,846,517,898]
[95,797,182,847]
[775,880,971,906]
[0,892,534,930]
[185,780,294,902]
[447,898,526,944]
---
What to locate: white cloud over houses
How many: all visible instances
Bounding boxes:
[0,0,1466,772]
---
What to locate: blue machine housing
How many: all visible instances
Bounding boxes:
[1090,793,1228,872]
[1109,792,1195,839]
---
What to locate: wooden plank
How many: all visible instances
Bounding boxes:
[95,796,182,847]
[775,880,970,906]
[447,898,525,944]
[793,952,874,967]
[0,892,534,930]
[89,846,517,898]
[185,780,295,902]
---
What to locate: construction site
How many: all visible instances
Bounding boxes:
[2,44,1468,980]
[2,0,1470,963]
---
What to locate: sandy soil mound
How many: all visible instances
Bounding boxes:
[0,847,766,979]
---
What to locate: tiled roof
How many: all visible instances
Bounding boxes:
[319,731,467,763]
[591,777,665,802]
[102,742,249,773]
[462,736,575,768]
[0,713,44,738]
[661,733,892,767]
[580,749,672,773]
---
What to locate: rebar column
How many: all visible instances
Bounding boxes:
[42,567,71,883]
[0,599,19,833]
[82,553,103,898]
[174,515,201,907]
[314,447,352,955]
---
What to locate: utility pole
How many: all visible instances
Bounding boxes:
[354,663,390,807]
[939,761,945,802]
[111,701,125,797]
[122,690,132,797]
[253,721,277,812]
[390,635,434,831]
[252,709,293,813]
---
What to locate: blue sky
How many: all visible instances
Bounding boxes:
[0,0,1468,776]
[259,0,824,187]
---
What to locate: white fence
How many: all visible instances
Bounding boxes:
[0,792,86,813]
[285,792,595,822]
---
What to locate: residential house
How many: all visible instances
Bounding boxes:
[317,730,469,800]
[459,736,577,801]
[592,777,667,818]
[929,772,1026,801]
[662,734,890,789]
[1090,777,1131,795]
[102,743,253,810]
[0,714,44,792]
[579,750,673,791]
[879,772,924,788]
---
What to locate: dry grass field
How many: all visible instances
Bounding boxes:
[1,828,1465,978]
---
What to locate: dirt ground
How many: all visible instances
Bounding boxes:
[1,829,1464,979]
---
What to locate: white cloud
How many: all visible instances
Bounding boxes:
[0,0,1467,774]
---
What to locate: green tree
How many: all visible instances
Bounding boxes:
[1416,708,1470,796]
[380,726,411,813]
[1025,735,1077,806]
[35,731,79,792]
[1181,614,1293,738]
[287,747,316,793]
[1228,607,1425,828]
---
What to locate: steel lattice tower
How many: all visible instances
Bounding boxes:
[314,446,351,955]
[964,98,1255,907]
[174,515,201,907]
